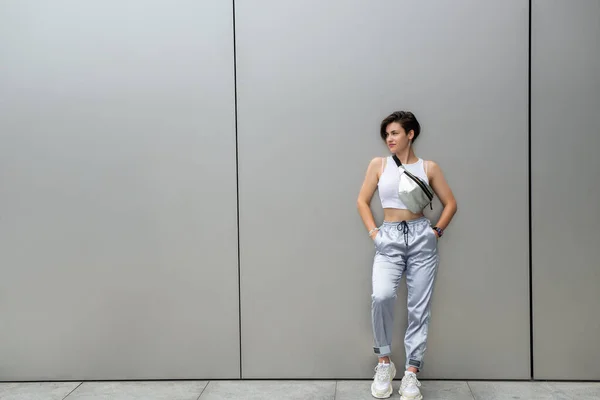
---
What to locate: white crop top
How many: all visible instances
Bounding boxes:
[378,156,430,209]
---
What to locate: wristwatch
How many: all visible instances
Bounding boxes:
[432,226,443,237]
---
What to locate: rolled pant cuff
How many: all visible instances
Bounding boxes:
[407,359,422,370]
[373,345,392,357]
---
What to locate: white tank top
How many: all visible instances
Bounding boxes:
[378,156,430,210]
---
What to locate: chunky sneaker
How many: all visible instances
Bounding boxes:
[399,370,422,400]
[371,361,396,398]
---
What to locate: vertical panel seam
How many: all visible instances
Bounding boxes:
[232,0,242,380]
[528,0,534,381]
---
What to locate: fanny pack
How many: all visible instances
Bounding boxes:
[392,155,434,214]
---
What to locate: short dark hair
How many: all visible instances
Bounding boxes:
[380,111,421,142]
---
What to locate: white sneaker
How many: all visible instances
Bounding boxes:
[399,370,422,400]
[370,361,396,399]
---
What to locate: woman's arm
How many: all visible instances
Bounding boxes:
[427,160,457,236]
[357,157,383,240]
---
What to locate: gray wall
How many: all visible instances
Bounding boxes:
[531,0,600,381]
[0,1,239,380]
[237,0,530,380]
[0,0,598,382]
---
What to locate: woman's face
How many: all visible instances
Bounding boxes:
[383,122,413,153]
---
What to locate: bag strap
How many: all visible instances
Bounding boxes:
[392,154,403,168]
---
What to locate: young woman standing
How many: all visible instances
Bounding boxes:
[357,111,457,399]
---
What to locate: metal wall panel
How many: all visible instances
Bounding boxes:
[0,0,239,380]
[237,0,530,379]
[532,0,600,381]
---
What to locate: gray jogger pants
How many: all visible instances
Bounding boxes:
[371,217,439,371]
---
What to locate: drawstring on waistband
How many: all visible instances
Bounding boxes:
[397,221,409,246]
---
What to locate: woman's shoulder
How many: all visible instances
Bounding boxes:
[367,155,389,167]
[365,156,389,178]
[422,159,442,180]
[423,159,440,170]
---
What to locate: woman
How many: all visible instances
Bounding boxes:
[357,111,457,399]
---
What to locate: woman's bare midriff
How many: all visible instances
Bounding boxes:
[383,208,424,222]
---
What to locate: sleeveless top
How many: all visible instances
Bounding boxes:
[378,156,430,210]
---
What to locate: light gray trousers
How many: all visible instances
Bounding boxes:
[371,217,439,371]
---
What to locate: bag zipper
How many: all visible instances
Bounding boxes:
[403,169,434,200]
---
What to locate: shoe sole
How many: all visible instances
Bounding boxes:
[371,385,393,399]
[400,394,423,400]
[371,364,396,399]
